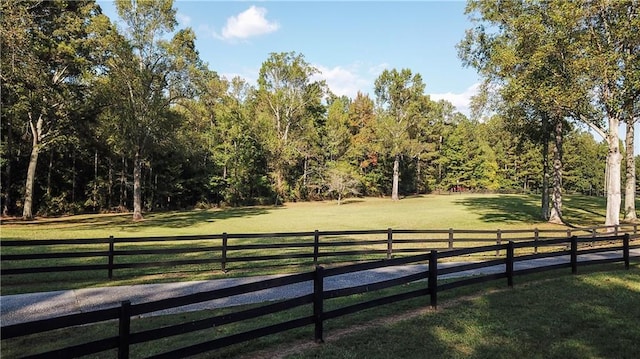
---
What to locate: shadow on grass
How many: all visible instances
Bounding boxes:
[293,265,640,359]
[134,207,277,229]
[2,206,278,231]
[453,194,542,223]
[454,194,610,226]
[562,196,607,225]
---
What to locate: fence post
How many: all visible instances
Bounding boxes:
[496,229,502,256]
[221,232,228,273]
[591,228,597,247]
[570,236,578,274]
[623,233,630,270]
[634,224,637,236]
[108,236,115,280]
[118,300,131,359]
[614,225,619,236]
[387,228,393,260]
[428,250,438,309]
[567,229,572,238]
[448,228,454,250]
[314,230,320,265]
[534,228,539,254]
[506,241,514,287]
[313,265,325,343]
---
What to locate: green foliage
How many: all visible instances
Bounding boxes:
[440,118,499,191]
[255,51,327,203]
[2,2,632,219]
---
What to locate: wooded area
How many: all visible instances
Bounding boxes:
[1,0,638,224]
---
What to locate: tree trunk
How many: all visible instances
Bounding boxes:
[2,120,12,216]
[132,149,143,221]
[548,119,563,225]
[624,120,637,222]
[71,149,76,203]
[46,150,53,197]
[392,154,400,200]
[22,142,40,220]
[93,150,98,212]
[604,117,622,229]
[541,136,550,221]
[107,157,113,210]
[120,154,126,208]
[23,114,44,220]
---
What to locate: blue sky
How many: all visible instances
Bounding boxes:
[97,0,479,114]
[97,1,637,154]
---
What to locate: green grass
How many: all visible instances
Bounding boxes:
[288,264,640,359]
[2,194,636,295]
[0,194,620,240]
[2,264,638,359]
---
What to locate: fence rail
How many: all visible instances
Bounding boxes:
[1,233,637,359]
[1,224,638,279]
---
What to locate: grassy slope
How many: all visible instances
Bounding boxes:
[0,194,614,240]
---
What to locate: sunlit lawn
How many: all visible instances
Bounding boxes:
[0,194,617,240]
[2,193,635,295]
[2,264,638,359]
[288,264,640,359]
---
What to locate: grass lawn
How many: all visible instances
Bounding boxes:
[2,193,636,294]
[286,264,640,359]
[2,264,638,359]
[0,194,618,240]
[1,194,637,358]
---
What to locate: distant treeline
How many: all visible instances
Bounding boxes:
[1,1,637,219]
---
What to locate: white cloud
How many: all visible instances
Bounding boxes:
[220,69,259,87]
[368,63,389,77]
[312,65,371,98]
[217,6,279,41]
[430,82,480,117]
[176,12,191,26]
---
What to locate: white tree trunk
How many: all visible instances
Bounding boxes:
[392,155,400,201]
[22,143,40,220]
[624,120,637,221]
[22,114,44,220]
[548,120,563,224]
[133,150,143,221]
[603,110,624,228]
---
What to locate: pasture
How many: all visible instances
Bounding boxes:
[0,194,613,240]
[0,194,629,294]
[1,194,638,358]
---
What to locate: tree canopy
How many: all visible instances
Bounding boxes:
[0,0,635,224]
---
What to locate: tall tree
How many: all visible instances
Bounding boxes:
[373,69,430,200]
[579,0,640,227]
[255,51,326,203]
[459,0,593,224]
[344,92,386,196]
[1,0,106,219]
[101,0,201,220]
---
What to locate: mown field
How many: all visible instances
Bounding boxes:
[2,193,633,294]
[0,194,617,240]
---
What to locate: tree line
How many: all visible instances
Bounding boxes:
[1,0,638,225]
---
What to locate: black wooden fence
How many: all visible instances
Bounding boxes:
[1,233,637,359]
[1,224,638,279]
